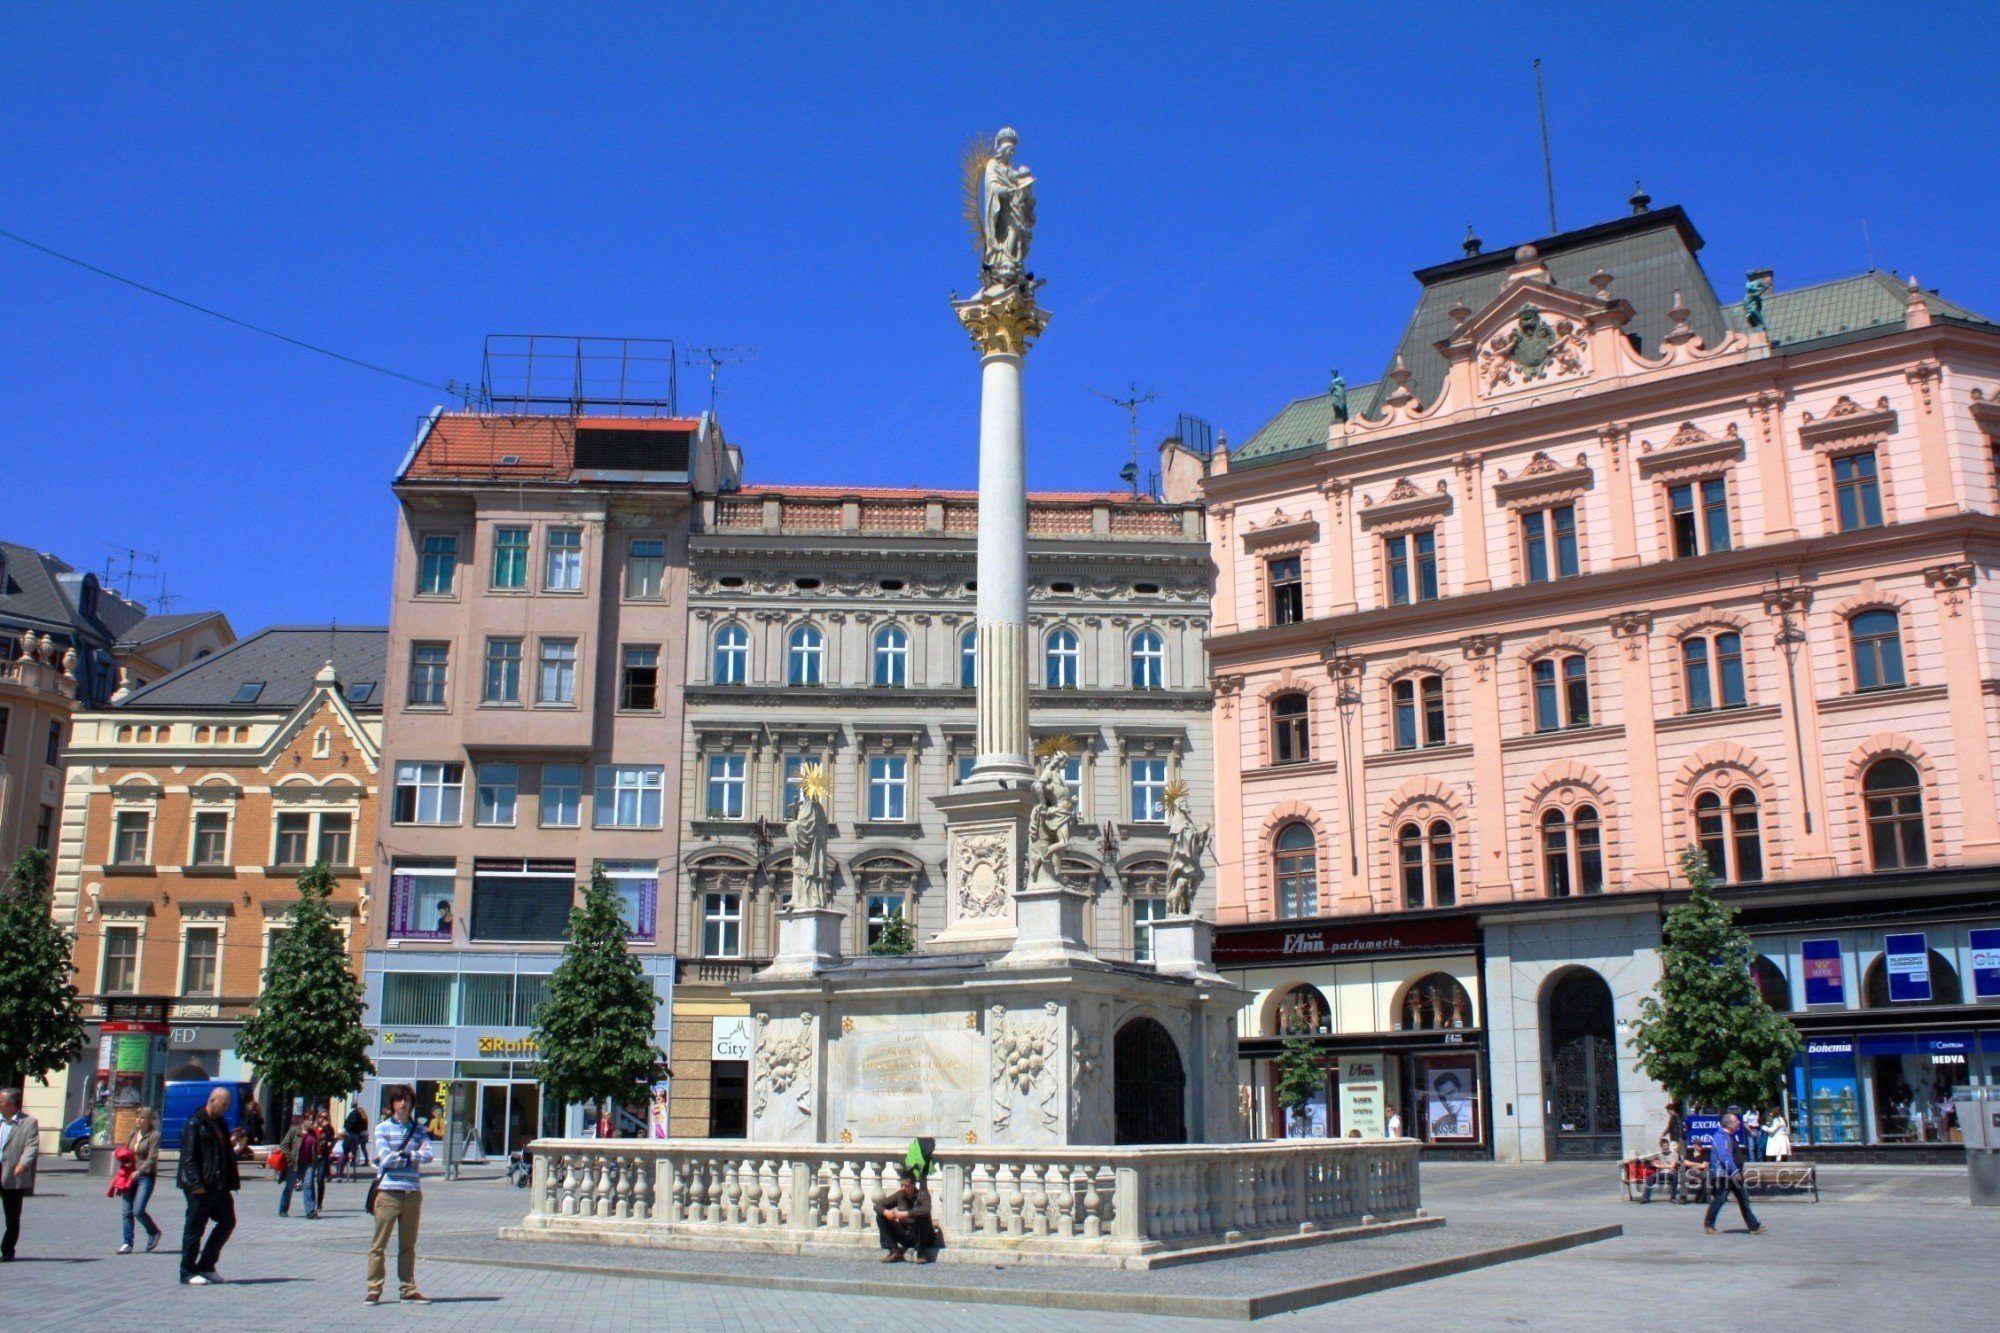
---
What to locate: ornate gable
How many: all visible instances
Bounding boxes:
[1455,264,1629,402]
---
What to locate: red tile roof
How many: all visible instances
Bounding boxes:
[401,414,700,481]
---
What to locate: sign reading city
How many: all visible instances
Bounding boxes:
[1971,928,2000,1001]
[1883,933,1932,1003]
[1801,939,1845,1006]
[711,1016,754,1062]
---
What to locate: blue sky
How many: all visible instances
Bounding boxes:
[4,3,1994,631]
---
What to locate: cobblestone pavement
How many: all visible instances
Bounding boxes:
[5,1158,1992,1330]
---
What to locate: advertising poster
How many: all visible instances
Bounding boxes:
[1801,939,1845,1006]
[1285,1084,1328,1139]
[1970,928,2000,1001]
[1884,933,1931,1003]
[1338,1054,1385,1139]
[1421,1061,1477,1141]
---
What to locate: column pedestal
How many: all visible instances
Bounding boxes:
[998,885,1095,968]
[932,784,1033,949]
[762,907,846,977]
[1148,915,1222,983]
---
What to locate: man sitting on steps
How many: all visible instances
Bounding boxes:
[874,1167,935,1264]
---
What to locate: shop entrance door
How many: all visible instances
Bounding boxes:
[1545,970,1622,1159]
[476,1081,539,1160]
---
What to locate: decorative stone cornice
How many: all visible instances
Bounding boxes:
[952,283,1051,356]
[1356,478,1452,531]
[1492,451,1593,507]
[1635,420,1746,479]
[1239,508,1319,550]
[1797,396,1896,452]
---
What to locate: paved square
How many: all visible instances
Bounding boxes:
[5,1158,1991,1329]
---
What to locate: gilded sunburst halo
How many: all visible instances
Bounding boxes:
[1033,733,1080,760]
[796,762,831,803]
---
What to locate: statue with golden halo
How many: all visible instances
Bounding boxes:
[786,763,833,910]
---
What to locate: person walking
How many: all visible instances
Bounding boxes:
[366,1085,433,1306]
[242,1099,266,1149]
[1743,1106,1764,1162]
[119,1107,163,1253]
[344,1103,370,1174]
[0,1088,41,1262]
[1702,1111,1768,1235]
[1765,1109,1792,1163]
[278,1113,319,1218]
[312,1111,333,1199]
[177,1085,241,1284]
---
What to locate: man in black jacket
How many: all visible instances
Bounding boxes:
[177,1086,241,1285]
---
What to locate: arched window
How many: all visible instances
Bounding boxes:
[1681,632,1745,711]
[872,625,909,687]
[959,627,977,688]
[1850,610,1905,691]
[787,625,825,686]
[1274,823,1318,919]
[1045,627,1080,689]
[712,624,748,685]
[1271,693,1310,765]
[1863,758,1926,869]
[1275,983,1330,1036]
[1399,973,1472,1030]
[1863,950,1964,1007]
[1531,654,1590,731]
[1753,955,1791,1012]
[1130,630,1165,690]
[1399,819,1456,909]
[1541,804,1603,897]
[1695,787,1763,883]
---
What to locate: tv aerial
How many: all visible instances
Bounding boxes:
[684,346,759,415]
[1089,381,1154,497]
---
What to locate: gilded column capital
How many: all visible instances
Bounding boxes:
[952,283,1051,356]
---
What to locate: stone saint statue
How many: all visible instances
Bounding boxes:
[1744,272,1769,331]
[1026,748,1077,888]
[979,127,1036,290]
[1164,789,1210,917]
[1328,369,1349,424]
[786,771,832,910]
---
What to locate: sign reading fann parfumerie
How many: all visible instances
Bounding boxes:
[1214,915,1478,967]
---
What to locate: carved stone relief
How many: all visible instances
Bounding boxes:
[752,1011,815,1118]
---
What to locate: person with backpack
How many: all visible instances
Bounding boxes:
[344,1103,370,1174]
[365,1085,434,1305]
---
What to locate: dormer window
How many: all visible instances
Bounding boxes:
[232,681,266,704]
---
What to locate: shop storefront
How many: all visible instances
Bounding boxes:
[1217,914,1490,1157]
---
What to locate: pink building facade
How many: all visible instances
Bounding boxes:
[1207,205,2000,1161]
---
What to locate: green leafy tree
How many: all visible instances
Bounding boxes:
[533,864,665,1117]
[0,849,86,1088]
[1630,847,1800,1111]
[1272,1036,1325,1132]
[867,910,916,956]
[235,863,374,1100]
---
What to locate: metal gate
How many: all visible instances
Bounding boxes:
[1113,1018,1187,1145]
[1545,970,1622,1159]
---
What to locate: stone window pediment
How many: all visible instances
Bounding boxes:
[1493,451,1593,507]
[1357,478,1452,531]
[1635,421,1746,480]
[1798,396,1897,453]
[1239,508,1319,551]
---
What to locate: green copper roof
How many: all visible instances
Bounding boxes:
[1233,383,1382,469]
[1721,270,1995,346]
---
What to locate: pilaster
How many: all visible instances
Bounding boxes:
[1599,423,1639,569]
[1453,454,1491,592]
[1923,563,2000,857]
[1762,583,1836,875]
[1459,634,1511,898]
[1745,391,1798,542]
[1905,360,1957,517]
[1608,612,1665,884]
[1319,478,1357,614]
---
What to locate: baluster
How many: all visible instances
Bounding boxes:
[555,1153,576,1215]
[700,1155,719,1223]
[1047,1163,1072,1238]
[634,1152,655,1220]
[964,1161,988,1234]
[669,1155,691,1223]
[613,1154,633,1218]
[1003,1161,1027,1236]
[761,1157,781,1227]
[1080,1164,1103,1238]
[725,1156,747,1224]
[1024,1160,1048,1237]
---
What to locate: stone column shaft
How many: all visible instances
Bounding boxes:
[973,350,1032,779]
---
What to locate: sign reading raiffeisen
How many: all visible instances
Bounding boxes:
[1883,933,1931,1003]
[474,1034,538,1056]
[1971,928,2000,1000]
[711,1015,753,1062]
[375,1029,453,1056]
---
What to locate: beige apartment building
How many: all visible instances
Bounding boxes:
[362,409,722,1151]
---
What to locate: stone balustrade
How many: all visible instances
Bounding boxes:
[505,1138,1422,1267]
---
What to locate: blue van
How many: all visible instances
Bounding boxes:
[159,1080,255,1152]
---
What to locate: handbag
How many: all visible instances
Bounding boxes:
[266,1149,288,1173]
[365,1120,422,1214]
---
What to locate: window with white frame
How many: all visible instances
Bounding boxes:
[393,761,464,825]
[781,754,820,819]
[713,624,749,684]
[873,625,910,687]
[706,753,746,819]
[492,526,530,589]
[701,890,743,957]
[1132,895,1168,962]
[274,809,354,866]
[408,642,449,706]
[1130,630,1165,689]
[1520,504,1579,582]
[1540,805,1604,896]
[113,809,151,865]
[102,924,139,993]
[1398,819,1457,909]
[1045,627,1079,688]
[595,764,664,828]
[1129,757,1168,822]
[544,526,583,590]
[191,810,229,867]
[540,764,582,827]
[317,811,353,866]
[955,753,975,784]
[275,812,312,865]
[867,755,909,821]
[181,926,220,996]
[1273,824,1318,918]
[959,627,977,687]
[865,892,906,950]
[625,538,666,599]
[390,860,456,939]
[483,637,523,704]
[476,763,520,826]
[538,638,577,705]
[1695,787,1763,883]
[1531,654,1590,730]
[620,645,659,710]
[789,625,825,685]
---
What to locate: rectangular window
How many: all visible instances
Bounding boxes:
[603,860,659,940]
[1564,655,1590,726]
[1132,897,1167,963]
[537,638,577,705]
[491,526,530,589]
[702,891,743,957]
[544,526,583,590]
[1422,675,1446,746]
[1532,660,1560,731]
[1394,679,1419,751]
[1268,556,1304,625]
[476,763,520,826]
[1522,505,1579,582]
[192,811,229,866]
[867,755,908,822]
[620,645,659,711]
[389,862,456,939]
[1669,478,1732,558]
[955,754,975,785]
[483,638,522,704]
[1684,639,1713,712]
[595,764,664,828]
[418,533,458,595]
[540,764,582,827]
[393,761,464,825]
[408,642,449,706]
[1533,656,1590,731]
[36,804,55,851]
[782,755,817,818]
[381,972,454,1026]
[46,720,63,765]
[102,925,139,993]
[274,812,311,866]
[113,810,151,865]
[626,538,667,599]
[181,927,219,997]
[469,858,576,943]
[1130,758,1168,822]
[317,812,353,867]
[1385,530,1439,605]
[1716,633,1746,708]
[706,754,746,820]
[1832,452,1883,531]
[865,893,906,950]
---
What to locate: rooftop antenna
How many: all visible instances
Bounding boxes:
[1862,218,1876,272]
[683,346,758,415]
[151,573,184,614]
[101,546,158,602]
[1089,381,1155,497]
[1534,58,1558,234]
